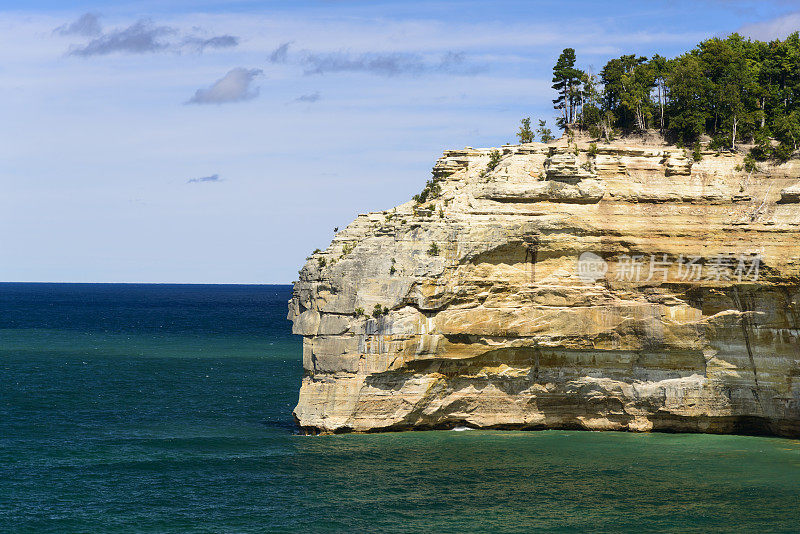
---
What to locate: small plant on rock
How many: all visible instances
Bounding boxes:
[372,304,384,318]
[587,142,598,157]
[354,307,364,317]
[487,150,502,171]
[413,179,442,204]
[427,242,440,256]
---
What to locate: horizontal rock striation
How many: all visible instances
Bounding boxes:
[289,138,800,437]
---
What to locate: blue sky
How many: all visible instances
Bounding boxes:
[1,0,798,283]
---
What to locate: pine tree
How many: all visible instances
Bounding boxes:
[537,120,554,143]
[517,117,534,143]
[552,48,580,128]
[649,54,669,132]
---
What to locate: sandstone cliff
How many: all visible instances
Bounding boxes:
[289,137,800,437]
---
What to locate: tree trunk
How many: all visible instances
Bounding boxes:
[732,115,738,151]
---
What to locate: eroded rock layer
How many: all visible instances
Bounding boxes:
[289,139,800,436]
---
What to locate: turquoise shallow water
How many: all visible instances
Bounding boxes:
[2,283,800,532]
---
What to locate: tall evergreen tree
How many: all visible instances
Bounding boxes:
[649,54,669,132]
[552,48,581,128]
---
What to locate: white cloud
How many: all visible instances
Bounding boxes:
[186,67,263,104]
[737,11,800,40]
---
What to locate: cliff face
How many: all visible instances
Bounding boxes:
[288,138,800,437]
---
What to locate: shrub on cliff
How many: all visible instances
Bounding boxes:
[413,179,441,204]
[537,120,555,142]
[372,304,389,318]
[517,117,534,143]
[487,150,502,171]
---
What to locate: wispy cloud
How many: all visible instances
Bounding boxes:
[61,16,239,57]
[54,13,102,37]
[183,34,239,53]
[186,68,263,104]
[269,42,291,63]
[737,11,800,40]
[187,173,221,184]
[295,91,321,103]
[300,50,483,76]
[68,19,175,56]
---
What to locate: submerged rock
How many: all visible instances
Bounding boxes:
[289,139,800,437]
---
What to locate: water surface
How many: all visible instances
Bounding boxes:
[2,283,798,532]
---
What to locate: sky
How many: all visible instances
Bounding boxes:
[1,0,798,283]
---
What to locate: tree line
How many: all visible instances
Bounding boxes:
[535,33,800,162]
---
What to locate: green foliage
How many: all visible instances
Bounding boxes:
[744,154,758,173]
[552,48,584,129]
[389,258,396,275]
[588,142,598,157]
[317,257,326,268]
[413,179,441,204]
[372,304,384,318]
[774,142,795,162]
[487,150,502,171]
[750,137,772,160]
[692,143,703,161]
[537,120,555,142]
[773,111,800,151]
[517,117,534,143]
[427,242,440,256]
[342,242,355,255]
[551,32,800,159]
[582,104,602,130]
[354,307,364,316]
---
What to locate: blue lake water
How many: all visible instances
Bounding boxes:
[2,283,799,532]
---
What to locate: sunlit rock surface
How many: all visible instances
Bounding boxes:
[289,137,800,436]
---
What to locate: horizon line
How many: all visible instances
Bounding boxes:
[0,281,294,285]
